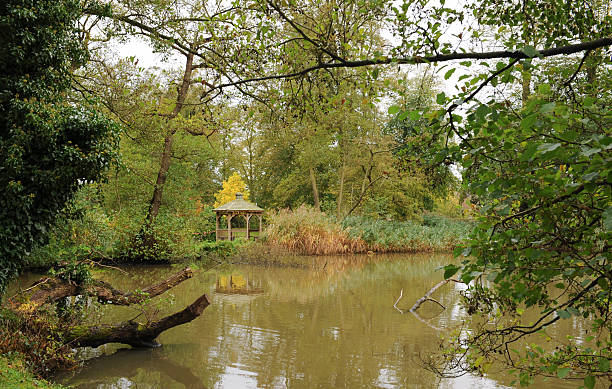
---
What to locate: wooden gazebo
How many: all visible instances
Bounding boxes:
[213,193,264,241]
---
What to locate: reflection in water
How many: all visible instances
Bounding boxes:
[216,274,264,295]
[45,254,585,388]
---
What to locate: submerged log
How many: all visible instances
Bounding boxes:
[12,268,194,313]
[65,293,210,348]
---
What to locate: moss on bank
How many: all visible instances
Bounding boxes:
[0,355,66,389]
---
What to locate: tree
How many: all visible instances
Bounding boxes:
[208,0,611,384]
[214,172,250,207]
[0,0,118,290]
[81,0,264,243]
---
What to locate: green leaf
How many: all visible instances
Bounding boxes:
[521,45,538,58]
[537,143,561,153]
[539,102,555,114]
[520,143,539,162]
[584,375,595,389]
[603,207,612,231]
[436,92,446,105]
[388,105,400,115]
[520,114,537,130]
[443,264,460,279]
[444,68,456,80]
[556,367,570,379]
[537,84,551,94]
[409,110,420,121]
[582,172,599,182]
[453,246,463,257]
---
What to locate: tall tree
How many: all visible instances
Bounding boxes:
[0,0,118,290]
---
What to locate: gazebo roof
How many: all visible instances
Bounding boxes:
[213,193,264,212]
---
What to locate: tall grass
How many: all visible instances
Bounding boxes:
[264,206,472,255]
[264,206,367,255]
[342,214,472,253]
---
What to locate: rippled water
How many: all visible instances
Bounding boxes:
[40,254,585,388]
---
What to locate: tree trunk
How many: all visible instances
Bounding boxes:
[12,268,194,314]
[9,268,209,349]
[65,293,210,348]
[337,154,346,219]
[143,51,195,227]
[145,132,175,227]
[309,166,320,211]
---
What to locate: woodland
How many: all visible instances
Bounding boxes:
[0,0,611,387]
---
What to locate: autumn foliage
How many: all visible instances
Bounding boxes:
[213,172,250,207]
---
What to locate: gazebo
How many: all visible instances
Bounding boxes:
[213,193,264,241]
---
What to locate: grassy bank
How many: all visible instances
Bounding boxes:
[262,206,472,256]
[0,355,66,389]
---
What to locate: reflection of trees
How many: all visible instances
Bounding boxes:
[63,254,583,388]
[61,347,211,388]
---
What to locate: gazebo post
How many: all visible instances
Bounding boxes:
[258,214,262,237]
[215,213,220,241]
[227,213,233,241]
[246,214,252,240]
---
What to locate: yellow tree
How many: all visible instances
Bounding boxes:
[214,172,250,207]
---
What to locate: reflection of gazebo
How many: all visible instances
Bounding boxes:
[213,193,264,241]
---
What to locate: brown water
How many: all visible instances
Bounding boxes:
[47,254,588,388]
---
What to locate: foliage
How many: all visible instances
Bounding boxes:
[0,354,67,388]
[0,307,78,376]
[0,0,118,290]
[196,239,245,260]
[444,77,612,385]
[214,172,250,207]
[385,72,457,199]
[343,214,472,253]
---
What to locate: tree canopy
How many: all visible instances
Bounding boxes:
[2,0,611,385]
[0,0,118,289]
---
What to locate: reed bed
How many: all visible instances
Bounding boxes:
[264,206,367,255]
[263,206,472,255]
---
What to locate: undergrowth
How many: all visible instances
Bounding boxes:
[0,306,78,377]
[263,205,472,255]
[0,354,66,389]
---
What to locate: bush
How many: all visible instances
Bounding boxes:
[195,239,245,259]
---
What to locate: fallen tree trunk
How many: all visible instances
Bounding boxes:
[65,293,210,348]
[12,267,194,314]
[7,267,210,349]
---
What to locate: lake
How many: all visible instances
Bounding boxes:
[45,254,585,388]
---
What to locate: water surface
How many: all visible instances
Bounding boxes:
[49,254,586,388]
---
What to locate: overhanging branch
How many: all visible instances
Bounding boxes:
[209,37,612,91]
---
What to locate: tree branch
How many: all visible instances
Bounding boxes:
[209,38,612,91]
